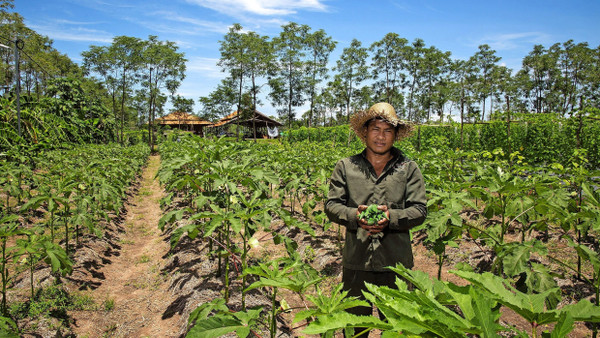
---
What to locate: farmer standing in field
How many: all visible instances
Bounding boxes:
[325,102,427,336]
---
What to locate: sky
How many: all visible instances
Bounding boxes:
[13,0,600,118]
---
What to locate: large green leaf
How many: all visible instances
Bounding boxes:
[548,312,574,338]
[303,311,389,335]
[452,270,559,325]
[186,315,248,338]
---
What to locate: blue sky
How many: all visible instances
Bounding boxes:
[14,0,600,117]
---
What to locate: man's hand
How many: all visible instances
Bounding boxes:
[357,205,390,236]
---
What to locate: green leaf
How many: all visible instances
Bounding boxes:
[452,270,559,325]
[557,299,600,322]
[501,243,531,277]
[186,315,247,338]
[550,312,574,338]
[468,287,503,337]
[303,312,389,335]
[158,208,186,231]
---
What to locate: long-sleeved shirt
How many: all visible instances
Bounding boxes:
[325,147,427,271]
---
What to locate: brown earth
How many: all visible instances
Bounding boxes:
[67,154,185,337]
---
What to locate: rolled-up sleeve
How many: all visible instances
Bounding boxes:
[388,162,427,231]
[325,160,359,230]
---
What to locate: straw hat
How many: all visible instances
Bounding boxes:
[350,102,414,143]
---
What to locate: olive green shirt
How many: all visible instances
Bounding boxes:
[325,147,427,271]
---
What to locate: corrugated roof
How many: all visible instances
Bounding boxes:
[210,110,282,128]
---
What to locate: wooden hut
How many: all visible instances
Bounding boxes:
[209,110,283,139]
[155,111,213,136]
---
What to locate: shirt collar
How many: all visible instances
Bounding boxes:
[360,147,403,175]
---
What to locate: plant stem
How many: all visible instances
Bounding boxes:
[224,221,231,303]
[1,239,6,316]
[241,225,247,311]
[270,287,278,338]
[437,253,444,280]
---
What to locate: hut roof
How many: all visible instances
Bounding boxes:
[210,110,283,128]
[156,111,213,126]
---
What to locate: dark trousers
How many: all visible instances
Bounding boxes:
[342,268,398,337]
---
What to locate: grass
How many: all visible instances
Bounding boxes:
[103,298,115,311]
[119,239,135,245]
[137,254,151,264]
[9,284,96,321]
[138,188,152,196]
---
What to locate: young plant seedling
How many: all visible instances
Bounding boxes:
[358,204,389,225]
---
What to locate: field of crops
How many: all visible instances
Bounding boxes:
[0,143,150,335]
[155,134,600,337]
[2,132,600,337]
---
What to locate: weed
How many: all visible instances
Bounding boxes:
[102,323,117,337]
[103,298,115,311]
[303,245,316,263]
[132,280,148,289]
[138,189,152,196]
[119,239,134,245]
[9,284,95,320]
[137,255,150,264]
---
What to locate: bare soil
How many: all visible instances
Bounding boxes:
[67,154,185,337]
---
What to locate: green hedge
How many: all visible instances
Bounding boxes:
[286,111,600,167]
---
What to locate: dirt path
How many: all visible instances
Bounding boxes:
[70,155,184,337]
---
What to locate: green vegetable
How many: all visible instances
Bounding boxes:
[358,204,388,225]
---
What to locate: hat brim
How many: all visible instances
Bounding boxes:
[350,110,414,143]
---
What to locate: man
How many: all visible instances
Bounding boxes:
[325,102,427,336]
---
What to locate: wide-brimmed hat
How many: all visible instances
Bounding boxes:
[350,102,414,143]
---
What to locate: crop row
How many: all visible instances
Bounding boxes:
[0,143,150,333]
[158,134,600,337]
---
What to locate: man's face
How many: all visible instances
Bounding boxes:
[365,119,396,155]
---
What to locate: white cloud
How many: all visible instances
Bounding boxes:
[186,0,328,17]
[137,12,231,36]
[186,56,224,79]
[475,32,553,51]
[28,23,113,44]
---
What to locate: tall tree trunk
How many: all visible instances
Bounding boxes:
[287,62,293,129]
[120,73,126,145]
[252,74,257,142]
[236,65,243,141]
[147,68,153,149]
[481,95,486,121]
[460,82,465,149]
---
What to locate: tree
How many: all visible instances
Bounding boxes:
[324,78,346,125]
[82,45,120,134]
[242,31,272,139]
[419,45,451,121]
[305,29,336,127]
[170,95,194,113]
[332,38,369,122]
[405,38,426,121]
[109,36,143,144]
[218,23,252,139]
[269,22,310,128]
[489,64,512,115]
[369,33,407,113]
[198,77,237,122]
[522,44,558,113]
[582,44,600,109]
[139,35,186,149]
[552,40,592,115]
[469,44,501,120]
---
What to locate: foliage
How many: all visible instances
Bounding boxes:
[358,204,388,225]
[152,132,600,337]
[0,142,149,325]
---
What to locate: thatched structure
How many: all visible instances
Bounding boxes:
[156,112,212,136]
[209,110,283,138]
